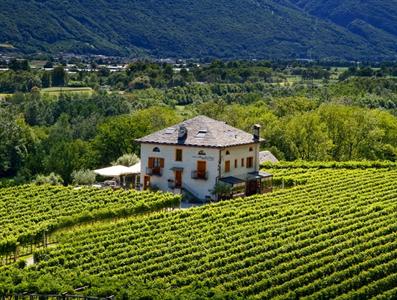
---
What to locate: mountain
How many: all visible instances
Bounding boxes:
[1,0,397,60]
[289,0,397,57]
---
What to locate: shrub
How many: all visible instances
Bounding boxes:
[211,182,232,200]
[71,169,96,186]
[34,173,63,185]
[112,153,140,167]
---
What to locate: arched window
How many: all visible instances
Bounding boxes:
[198,150,206,156]
[226,150,230,155]
[249,147,253,152]
[153,147,160,153]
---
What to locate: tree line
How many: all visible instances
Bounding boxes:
[2,60,397,185]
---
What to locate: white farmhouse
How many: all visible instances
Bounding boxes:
[136,116,272,201]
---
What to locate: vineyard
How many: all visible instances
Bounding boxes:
[1,165,397,299]
[0,185,180,256]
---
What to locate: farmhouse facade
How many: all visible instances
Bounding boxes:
[136,116,272,201]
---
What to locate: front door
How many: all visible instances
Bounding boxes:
[143,175,150,190]
[175,170,182,188]
[246,180,258,196]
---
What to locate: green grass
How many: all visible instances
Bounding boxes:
[40,87,93,96]
[0,93,12,100]
[0,87,93,99]
[285,75,302,83]
[41,87,93,93]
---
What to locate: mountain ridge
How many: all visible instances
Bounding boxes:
[1,0,397,60]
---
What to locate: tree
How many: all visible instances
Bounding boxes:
[128,76,151,90]
[92,107,181,165]
[0,110,37,177]
[71,169,96,185]
[34,173,63,185]
[44,139,95,184]
[113,153,140,166]
[51,66,67,87]
[272,97,318,117]
[284,112,333,161]
[41,71,51,88]
[163,64,174,80]
[43,115,95,183]
[8,59,30,71]
[211,182,232,200]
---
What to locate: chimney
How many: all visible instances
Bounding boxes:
[178,125,188,141]
[253,124,261,141]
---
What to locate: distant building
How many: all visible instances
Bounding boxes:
[136,116,272,201]
[259,151,279,164]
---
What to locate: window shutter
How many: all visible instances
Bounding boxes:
[247,157,253,168]
[148,157,154,168]
[197,161,206,172]
[225,161,230,173]
[160,158,165,168]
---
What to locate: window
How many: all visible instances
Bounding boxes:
[234,159,238,168]
[226,150,230,155]
[196,129,208,138]
[153,147,160,153]
[198,150,206,156]
[241,158,245,167]
[148,157,164,176]
[153,158,164,168]
[247,157,254,168]
[193,161,207,180]
[225,160,231,173]
[148,157,164,168]
[165,128,176,134]
[249,147,253,152]
[175,149,183,161]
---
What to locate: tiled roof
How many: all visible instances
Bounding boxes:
[259,151,279,164]
[136,115,260,148]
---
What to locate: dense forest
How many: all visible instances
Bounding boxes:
[2,0,397,59]
[2,60,397,185]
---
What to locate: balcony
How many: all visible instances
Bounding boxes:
[168,180,182,189]
[146,167,163,176]
[191,170,208,180]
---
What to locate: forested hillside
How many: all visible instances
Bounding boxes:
[1,0,397,59]
[290,0,397,58]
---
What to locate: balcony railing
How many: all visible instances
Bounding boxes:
[146,167,162,176]
[191,170,208,180]
[168,180,182,189]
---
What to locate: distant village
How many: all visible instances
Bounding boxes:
[0,53,198,74]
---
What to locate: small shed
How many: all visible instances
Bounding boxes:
[259,151,279,164]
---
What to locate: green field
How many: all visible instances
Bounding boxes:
[41,87,93,95]
[1,163,397,298]
[0,87,93,99]
[0,93,12,100]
